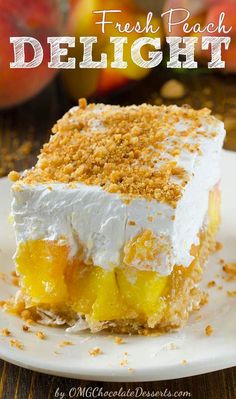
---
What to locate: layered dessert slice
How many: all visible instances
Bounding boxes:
[9,101,225,333]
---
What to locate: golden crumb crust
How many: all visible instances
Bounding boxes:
[21,102,220,207]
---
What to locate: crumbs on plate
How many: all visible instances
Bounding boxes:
[205,325,214,336]
[215,242,223,252]
[207,280,216,288]
[10,339,24,350]
[128,368,134,373]
[1,328,10,337]
[36,331,46,340]
[114,336,125,345]
[59,341,74,347]
[0,272,7,282]
[22,324,30,332]
[227,291,236,297]
[89,347,103,357]
[120,359,128,367]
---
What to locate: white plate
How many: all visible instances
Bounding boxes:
[0,150,235,382]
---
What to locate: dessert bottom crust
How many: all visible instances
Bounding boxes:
[8,188,220,334]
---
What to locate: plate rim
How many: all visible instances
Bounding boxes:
[0,150,236,382]
[0,339,235,382]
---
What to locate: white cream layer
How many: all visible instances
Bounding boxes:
[11,113,225,276]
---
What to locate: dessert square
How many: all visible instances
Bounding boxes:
[9,101,225,333]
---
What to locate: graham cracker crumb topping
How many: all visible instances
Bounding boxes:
[78,97,87,109]
[21,103,220,207]
[8,170,20,182]
[207,280,216,288]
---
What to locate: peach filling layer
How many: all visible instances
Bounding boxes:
[15,188,220,326]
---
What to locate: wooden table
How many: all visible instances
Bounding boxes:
[0,70,235,398]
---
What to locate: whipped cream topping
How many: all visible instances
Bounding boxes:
[11,107,225,276]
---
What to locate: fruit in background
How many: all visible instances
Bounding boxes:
[162,0,236,72]
[63,0,163,99]
[202,1,236,72]
[97,69,129,96]
[0,0,63,109]
[162,0,207,37]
